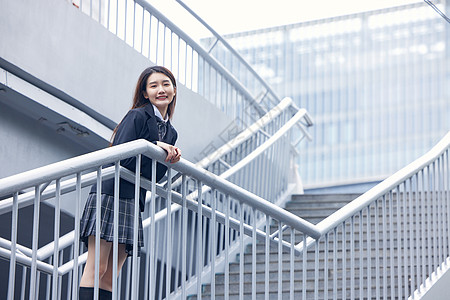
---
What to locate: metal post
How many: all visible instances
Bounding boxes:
[112,162,120,300]
[131,155,141,299]
[29,186,41,300]
[52,179,61,299]
[7,192,18,300]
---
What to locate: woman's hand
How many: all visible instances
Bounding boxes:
[156,141,181,163]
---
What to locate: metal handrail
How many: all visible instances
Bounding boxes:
[0,96,313,254]
[196,97,312,170]
[0,140,319,238]
[174,0,280,107]
[295,131,450,251]
[316,131,450,236]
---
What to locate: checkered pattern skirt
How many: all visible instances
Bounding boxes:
[80,193,144,256]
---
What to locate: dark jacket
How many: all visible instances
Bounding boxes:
[90,104,178,211]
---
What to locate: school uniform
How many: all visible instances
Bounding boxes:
[80,103,178,256]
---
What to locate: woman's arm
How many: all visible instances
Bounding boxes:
[156,141,181,163]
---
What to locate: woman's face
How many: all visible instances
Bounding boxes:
[143,72,176,117]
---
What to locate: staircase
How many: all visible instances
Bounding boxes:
[192,190,448,299]
[190,193,362,299]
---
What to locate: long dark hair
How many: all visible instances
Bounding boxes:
[110,66,177,145]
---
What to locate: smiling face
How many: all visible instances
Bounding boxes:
[143,72,176,119]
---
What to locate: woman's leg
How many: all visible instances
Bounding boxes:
[79,236,112,287]
[98,242,128,291]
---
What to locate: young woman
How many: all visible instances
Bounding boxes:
[78,66,181,299]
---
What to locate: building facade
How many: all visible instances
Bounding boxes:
[209,1,450,188]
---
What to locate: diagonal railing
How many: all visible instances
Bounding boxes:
[74,0,281,127]
[0,96,313,300]
[1,126,448,299]
[0,137,317,300]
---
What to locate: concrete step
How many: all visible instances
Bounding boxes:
[191,193,431,299]
[197,276,403,298]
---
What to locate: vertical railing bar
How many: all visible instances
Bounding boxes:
[166,168,172,299]
[438,157,443,272]
[265,215,270,300]
[20,266,26,300]
[446,150,450,269]
[367,205,372,300]
[131,155,141,300]
[67,247,74,300]
[342,221,347,300]
[415,173,422,295]
[421,167,427,287]
[147,12,152,59]
[388,190,395,298]
[211,189,217,300]
[35,271,41,300]
[427,165,433,280]
[124,0,128,45]
[201,192,208,283]
[358,210,363,300]
[174,206,182,292]
[441,153,447,268]
[350,216,355,300]
[397,184,406,299]
[106,0,110,31]
[225,195,230,300]
[57,251,63,300]
[115,0,119,35]
[45,260,51,300]
[98,0,102,26]
[302,234,307,300]
[157,210,167,300]
[94,167,102,300]
[140,4,144,54]
[29,186,41,300]
[7,192,19,300]
[112,162,120,300]
[239,201,244,300]
[409,177,415,297]
[314,239,319,300]
[278,222,283,300]
[163,24,167,66]
[333,227,337,300]
[125,259,131,300]
[181,175,187,299]
[252,207,257,300]
[149,160,157,299]
[197,180,203,300]
[375,198,381,300]
[143,212,150,300]
[289,229,294,300]
[381,194,387,299]
[132,1,136,48]
[188,192,196,279]
[72,173,82,300]
[433,162,438,272]
[217,194,225,264]
[170,31,174,71]
[52,179,61,299]
[324,232,329,300]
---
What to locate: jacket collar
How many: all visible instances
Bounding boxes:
[143,103,155,119]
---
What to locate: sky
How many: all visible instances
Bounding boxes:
[167,0,423,35]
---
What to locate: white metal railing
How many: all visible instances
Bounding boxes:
[1,127,448,299]
[0,136,317,300]
[294,131,450,299]
[73,0,281,126]
[0,96,312,299]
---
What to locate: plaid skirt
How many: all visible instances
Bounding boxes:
[80,193,144,256]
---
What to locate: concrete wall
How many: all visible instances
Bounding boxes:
[0,0,236,177]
